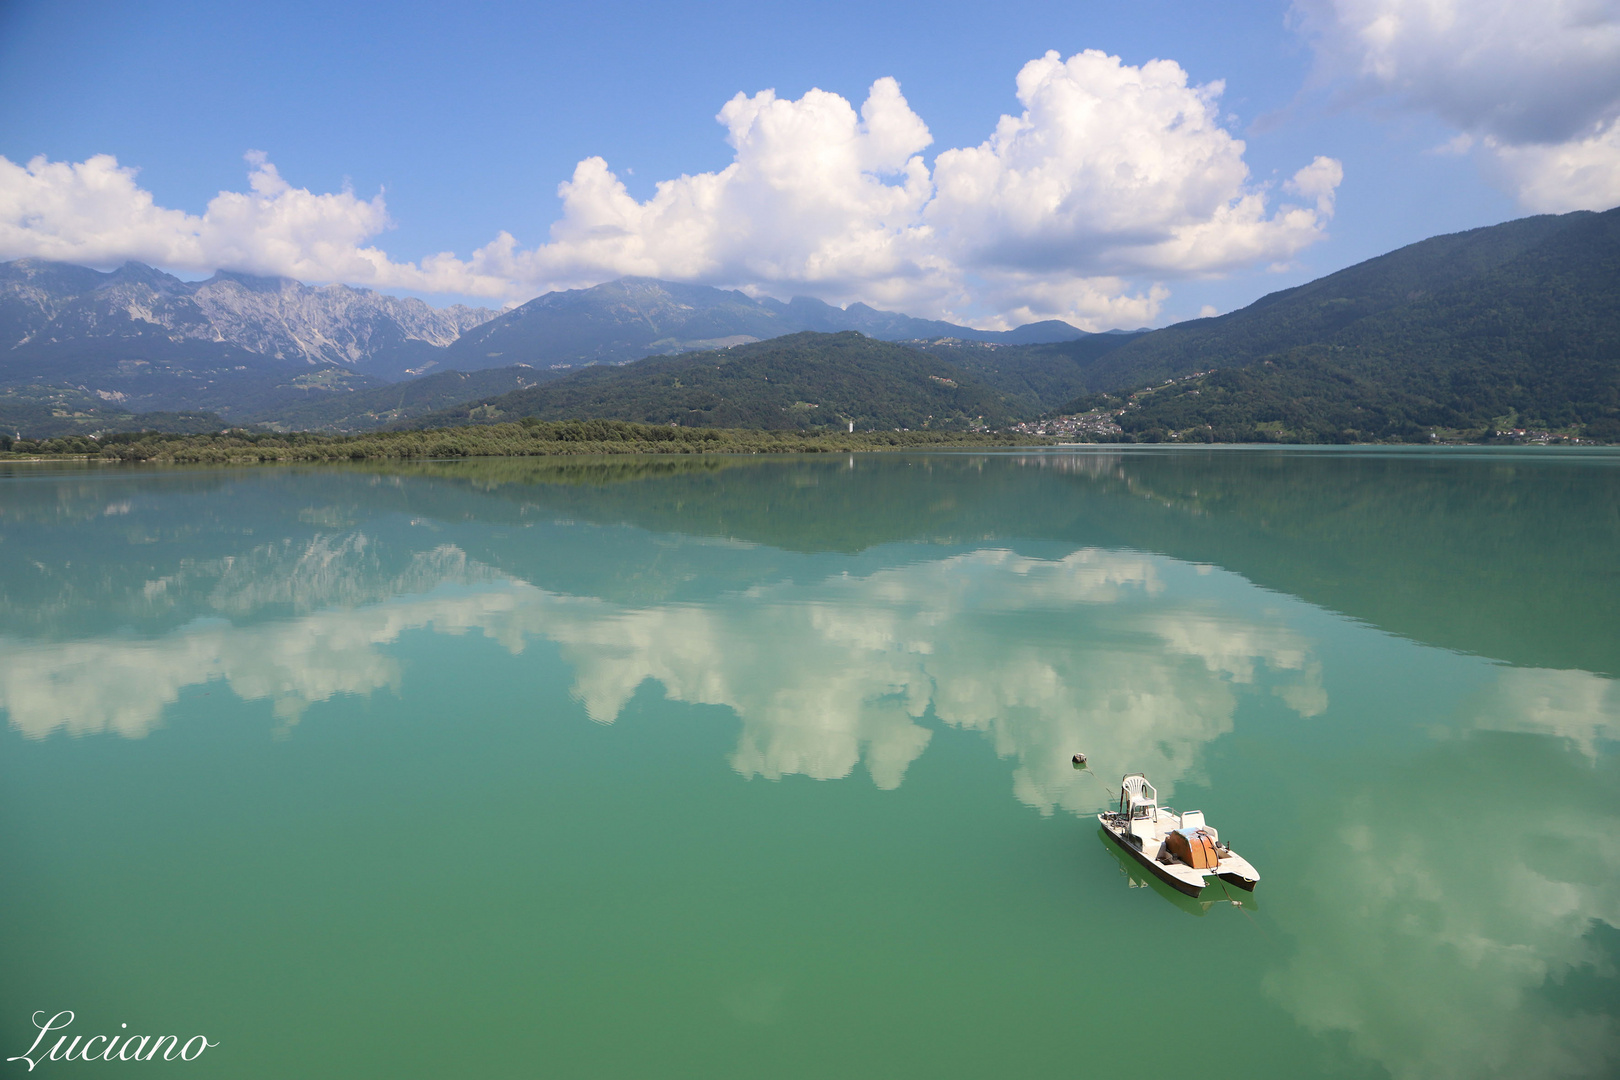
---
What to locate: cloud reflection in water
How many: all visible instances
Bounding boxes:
[2,525,1616,1079]
[0,536,1324,814]
[1266,668,1620,1080]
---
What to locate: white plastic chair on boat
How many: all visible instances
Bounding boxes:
[1122,774,1157,812]
[1121,774,1160,843]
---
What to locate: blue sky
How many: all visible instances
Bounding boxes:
[1,0,1615,328]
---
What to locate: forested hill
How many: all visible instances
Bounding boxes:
[1065,206,1620,442]
[265,366,558,432]
[916,332,1146,417]
[435,277,1087,373]
[413,332,1012,431]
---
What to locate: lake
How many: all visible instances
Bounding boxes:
[2,447,1617,1078]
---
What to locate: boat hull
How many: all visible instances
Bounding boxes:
[1098,817,1205,897]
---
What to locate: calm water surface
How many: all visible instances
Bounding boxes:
[2,448,1617,1079]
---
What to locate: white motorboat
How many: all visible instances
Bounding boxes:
[1097,774,1260,897]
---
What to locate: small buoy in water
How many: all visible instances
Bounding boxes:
[1071,752,1088,767]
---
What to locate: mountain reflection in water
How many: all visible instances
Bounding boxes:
[1,448,1616,1080]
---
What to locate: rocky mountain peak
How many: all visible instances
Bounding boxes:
[0,258,499,371]
[201,269,302,295]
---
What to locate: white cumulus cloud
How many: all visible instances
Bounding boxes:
[930,53,1338,277]
[1295,0,1620,211]
[1483,118,1620,212]
[0,150,514,297]
[0,51,1341,327]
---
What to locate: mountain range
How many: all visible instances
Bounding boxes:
[0,261,1093,435]
[435,277,1090,375]
[0,259,496,375]
[3,204,1616,441]
[0,259,501,433]
[415,205,1620,442]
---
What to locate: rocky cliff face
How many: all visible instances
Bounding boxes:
[0,259,497,370]
[189,272,493,367]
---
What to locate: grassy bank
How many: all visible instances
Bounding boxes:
[0,418,1040,464]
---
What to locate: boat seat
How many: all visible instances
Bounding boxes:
[1180,810,1205,831]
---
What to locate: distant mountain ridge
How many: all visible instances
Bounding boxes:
[0,259,496,373]
[0,259,503,426]
[0,262,1088,433]
[0,261,1090,382]
[435,277,1088,373]
[0,262,1091,434]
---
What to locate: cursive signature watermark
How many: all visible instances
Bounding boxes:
[7,1012,218,1070]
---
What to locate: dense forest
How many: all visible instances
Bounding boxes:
[415,331,1013,431]
[266,365,559,432]
[915,333,1143,417]
[1065,348,1617,444]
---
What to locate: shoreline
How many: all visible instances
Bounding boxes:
[6,440,1617,470]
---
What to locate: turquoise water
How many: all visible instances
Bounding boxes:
[2,448,1616,1078]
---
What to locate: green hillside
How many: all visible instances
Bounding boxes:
[0,381,229,439]
[260,365,560,432]
[414,331,1012,431]
[1076,211,1585,389]
[918,333,1146,415]
[1060,206,1620,441]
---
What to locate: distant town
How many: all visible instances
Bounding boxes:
[1009,411,1124,440]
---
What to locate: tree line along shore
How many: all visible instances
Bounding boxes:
[0,419,1041,464]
